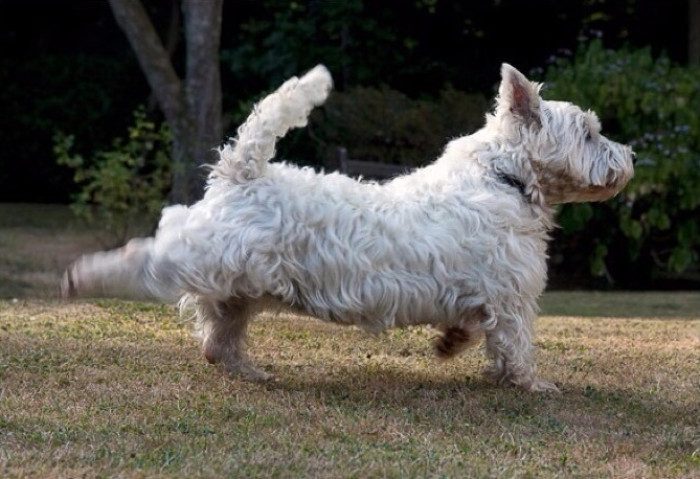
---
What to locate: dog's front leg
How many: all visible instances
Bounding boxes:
[195,297,272,382]
[483,307,559,393]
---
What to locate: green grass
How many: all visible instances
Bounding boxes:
[0,297,698,478]
[0,203,85,230]
[540,290,700,318]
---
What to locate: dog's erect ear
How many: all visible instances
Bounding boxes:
[497,63,541,127]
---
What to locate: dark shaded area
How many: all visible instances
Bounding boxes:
[0,0,689,202]
[0,0,148,202]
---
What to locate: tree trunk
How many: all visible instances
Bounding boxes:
[691,0,700,65]
[181,0,223,201]
[108,0,223,204]
[147,0,181,112]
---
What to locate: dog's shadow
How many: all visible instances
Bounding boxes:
[261,365,691,435]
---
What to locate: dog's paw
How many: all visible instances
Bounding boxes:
[224,362,274,382]
[483,368,561,393]
[524,378,561,394]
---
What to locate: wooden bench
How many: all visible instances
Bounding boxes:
[324,147,411,180]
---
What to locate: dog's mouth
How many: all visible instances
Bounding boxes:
[549,184,621,204]
[584,160,634,202]
[581,184,623,202]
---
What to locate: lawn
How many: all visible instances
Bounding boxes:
[0,204,698,478]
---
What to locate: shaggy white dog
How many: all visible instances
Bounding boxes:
[63,64,634,392]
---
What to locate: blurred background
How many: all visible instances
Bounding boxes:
[0,0,698,295]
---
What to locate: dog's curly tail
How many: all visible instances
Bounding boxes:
[211,65,333,184]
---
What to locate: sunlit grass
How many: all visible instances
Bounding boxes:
[1,295,698,478]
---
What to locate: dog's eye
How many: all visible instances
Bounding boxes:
[585,133,592,141]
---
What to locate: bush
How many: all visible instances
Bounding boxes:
[54,108,171,246]
[0,54,146,202]
[309,86,489,167]
[543,41,700,286]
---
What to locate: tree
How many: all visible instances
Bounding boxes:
[108,0,223,204]
[691,0,700,65]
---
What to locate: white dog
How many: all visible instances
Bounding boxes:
[63,64,634,392]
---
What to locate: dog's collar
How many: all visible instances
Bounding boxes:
[495,172,527,198]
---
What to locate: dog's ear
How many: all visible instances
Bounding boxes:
[497,63,541,127]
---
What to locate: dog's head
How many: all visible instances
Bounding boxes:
[492,64,635,204]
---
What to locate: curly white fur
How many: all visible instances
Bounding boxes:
[211,65,332,184]
[63,63,634,391]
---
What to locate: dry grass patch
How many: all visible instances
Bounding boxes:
[0,203,154,299]
[0,204,100,298]
[1,295,698,478]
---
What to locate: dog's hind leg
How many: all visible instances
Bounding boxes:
[195,297,272,382]
[434,304,491,359]
[61,238,182,302]
[483,305,559,393]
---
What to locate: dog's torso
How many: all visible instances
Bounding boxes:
[156,147,550,331]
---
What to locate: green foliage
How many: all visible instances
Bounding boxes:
[310,86,489,167]
[0,54,145,202]
[54,108,170,246]
[220,0,488,102]
[222,0,419,90]
[544,41,700,281]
